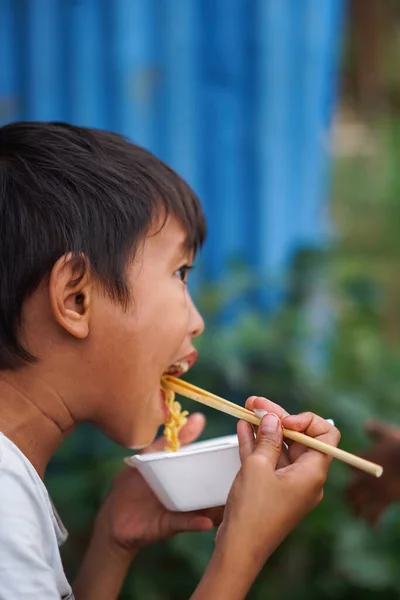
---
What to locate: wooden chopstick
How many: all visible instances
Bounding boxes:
[162,376,383,478]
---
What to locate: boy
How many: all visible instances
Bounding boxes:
[0,121,340,599]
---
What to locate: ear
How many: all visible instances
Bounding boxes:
[49,253,92,339]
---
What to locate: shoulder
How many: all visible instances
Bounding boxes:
[0,434,72,598]
[0,434,57,551]
[0,433,50,520]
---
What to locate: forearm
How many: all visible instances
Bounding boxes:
[191,545,259,600]
[73,525,136,600]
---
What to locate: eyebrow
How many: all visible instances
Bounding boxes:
[173,239,193,264]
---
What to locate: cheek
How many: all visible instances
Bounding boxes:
[85,303,141,389]
[83,292,190,445]
[154,291,191,346]
[88,285,190,395]
[135,286,191,345]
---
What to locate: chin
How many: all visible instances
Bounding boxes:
[99,420,158,450]
[107,390,165,449]
[128,442,151,451]
[125,419,161,450]
[126,432,157,451]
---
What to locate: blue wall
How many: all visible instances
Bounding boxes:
[0,0,344,288]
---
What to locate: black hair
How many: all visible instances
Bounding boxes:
[0,121,206,369]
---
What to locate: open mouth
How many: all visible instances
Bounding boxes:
[163,351,198,378]
[164,360,190,378]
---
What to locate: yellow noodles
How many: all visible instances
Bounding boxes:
[163,388,189,452]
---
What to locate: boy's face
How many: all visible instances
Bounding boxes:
[82,216,204,448]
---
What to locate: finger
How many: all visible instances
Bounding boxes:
[282,413,339,463]
[253,413,283,469]
[245,396,290,421]
[140,437,169,454]
[244,396,257,410]
[198,506,224,526]
[283,413,341,447]
[177,412,206,445]
[285,414,341,472]
[277,443,291,469]
[166,512,214,535]
[248,409,289,467]
[237,420,255,463]
[141,413,206,454]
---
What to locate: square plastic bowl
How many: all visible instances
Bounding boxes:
[125,435,241,512]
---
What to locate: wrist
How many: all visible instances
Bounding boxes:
[73,517,137,600]
[215,524,271,575]
[191,541,260,600]
[92,509,138,562]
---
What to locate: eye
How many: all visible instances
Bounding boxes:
[174,265,193,284]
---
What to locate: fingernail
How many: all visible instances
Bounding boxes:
[326,418,335,426]
[254,409,268,420]
[260,413,280,434]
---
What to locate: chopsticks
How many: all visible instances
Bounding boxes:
[162,376,383,478]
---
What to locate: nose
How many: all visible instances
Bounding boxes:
[188,293,205,338]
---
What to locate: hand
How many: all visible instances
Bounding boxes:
[347,419,400,526]
[95,413,222,554]
[247,396,292,469]
[214,397,341,580]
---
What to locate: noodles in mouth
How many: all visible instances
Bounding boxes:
[163,388,189,452]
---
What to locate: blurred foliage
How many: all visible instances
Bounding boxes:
[46,119,400,598]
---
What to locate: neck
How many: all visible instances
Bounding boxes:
[0,369,75,479]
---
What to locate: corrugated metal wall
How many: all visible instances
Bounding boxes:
[0,0,344,288]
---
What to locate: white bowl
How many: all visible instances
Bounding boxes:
[125,435,241,512]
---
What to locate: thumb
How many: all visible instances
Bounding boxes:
[166,512,213,536]
[253,413,283,469]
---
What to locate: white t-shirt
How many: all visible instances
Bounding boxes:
[0,432,74,599]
